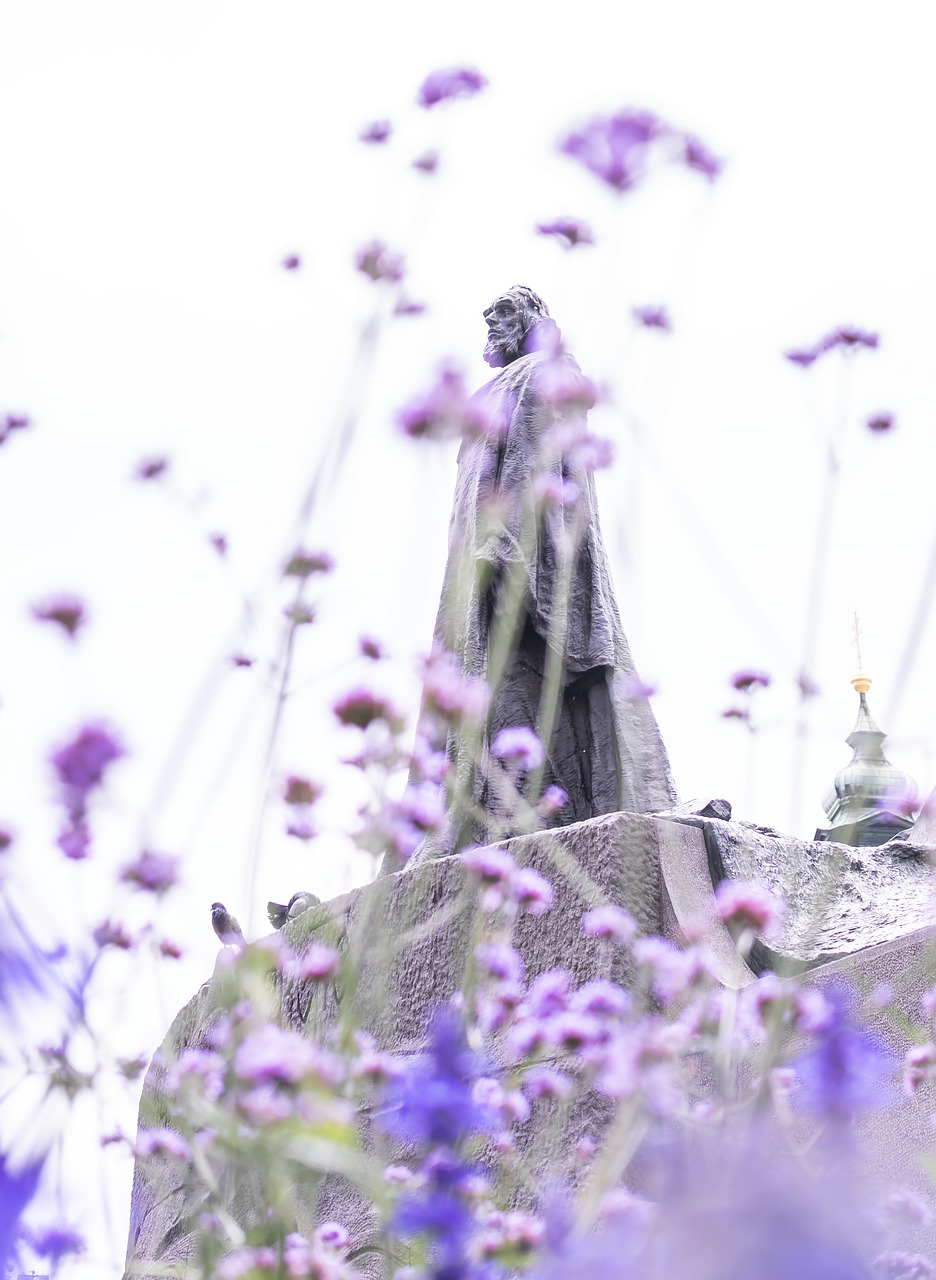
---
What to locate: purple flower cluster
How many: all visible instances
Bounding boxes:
[31,593,87,638]
[119,849,179,895]
[417,67,487,109]
[784,325,880,368]
[421,646,491,726]
[560,109,722,193]
[398,366,506,442]
[632,304,672,332]
[790,982,896,1122]
[461,846,554,917]
[360,119,392,144]
[50,722,124,860]
[491,726,545,771]
[283,548,334,578]
[0,412,32,449]
[333,687,405,734]
[536,217,595,248]
[355,240,405,284]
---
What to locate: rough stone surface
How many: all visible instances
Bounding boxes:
[125,809,936,1279]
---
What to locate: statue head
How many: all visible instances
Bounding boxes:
[482,285,560,368]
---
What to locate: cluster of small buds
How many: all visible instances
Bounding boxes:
[461,846,554,918]
[632,936,714,1006]
[904,1043,936,1096]
[420,646,491,725]
[31,592,87,638]
[283,548,334,579]
[349,1032,402,1086]
[784,325,880,368]
[134,1128,192,1160]
[714,878,783,940]
[333,687,405,734]
[417,67,487,109]
[167,1047,226,1102]
[398,365,507,442]
[560,108,721,193]
[281,942,341,983]
[355,239,405,284]
[93,919,135,949]
[50,722,124,860]
[740,972,830,1038]
[582,903,637,944]
[535,217,594,249]
[283,774,322,842]
[633,304,672,331]
[119,849,180,895]
[360,119,392,144]
[491,726,544,771]
[471,1208,546,1261]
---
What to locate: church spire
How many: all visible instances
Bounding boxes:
[816,665,918,846]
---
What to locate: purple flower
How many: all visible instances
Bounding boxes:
[3,412,31,432]
[714,879,782,935]
[731,669,771,692]
[412,150,439,174]
[621,673,656,700]
[316,1222,351,1249]
[158,937,183,959]
[24,1224,86,1262]
[536,217,595,248]
[283,547,334,578]
[284,775,322,806]
[355,239,405,284]
[422,647,491,724]
[491,726,545,770]
[560,109,663,192]
[231,652,255,668]
[234,1024,332,1086]
[582,904,637,944]
[398,365,505,442]
[570,979,630,1018]
[378,1007,491,1146]
[134,456,169,481]
[334,687,404,733]
[528,969,571,1019]
[511,867,554,916]
[281,253,301,270]
[359,635,383,660]
[0,827,12,852]
[284,943,340,982]
[903,1043,936,1096]
[209,532,227,555]
[285,819,315,841]
[31,593,87,638]
[867,411,894,433]
[119,850,179,895]
[51,723,124,820]
[58,820,91,860]
[0,1151,43,1263]
[522,1065,573,1100]
[135,1128,191,1159]
[682,133,723,179]
[722,706,750,722]
[476,942,524,984]
[360,119,391,144]
[823,325,879,351]
[540,785,569,815]
[632,304,672,332]
[461,845,516,884]
[93,918,134,949]
[791,982,896,1121]
[418,67,487,108]
[785,345,821,368]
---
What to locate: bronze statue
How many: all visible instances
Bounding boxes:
[388,286,676,869]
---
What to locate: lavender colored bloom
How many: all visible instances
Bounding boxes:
[731,668,771,692]
[285,943,340,981]
[51,723,124,817]
[360,119,392,144]
[0,826,12,852]
[399,366,504,443]
[234,1023,331,1086]
[284,775,322,806]
[867,412,895,433]
[281,253,301,270]
[283,602,315,624]
[633,936,707,1004]
[333,687,404,732]
[286,819,316,841]
[621,673,656,700]
[548,1010,606,1052]
[633,304,672,332]
[461,845,515,883]
[475,942,524,984]
[231,652,255,668]
[582,904,637,944]
[31,593,87,638]
[682,133,723,179]
[791,982,896,1121]
[722,705,750,722]
[533,473,581,506]
[536,217,595,248]
[135,456,169,481]
[119,849,179,895]
[491,725,545,770]
[26,1224,86,1261]
[714,879,783,934]
[93,918,134,949]
[359,635,383,660]
[571,978,631,1018]
[903,1043,936,1096]
[0,1150,43,1264]
[785,346,821,368]
[528,969,571,1019]
[418,66,487,108]
[522,1065,573,1100]
[511,866,555,916]
[237,1082,292,1125]
[135,1128,191,1159]
[284,547,334,578]
[412,150,439,174]
[316,1222,351,1249]
[355,239,405,284]
[167,1048,226,1100]
[4,412,31,431]
[58,820,91,860]
[422,646,491,723]
[540,785,569,814]
[822,325,880,351]
[560,109,663,192]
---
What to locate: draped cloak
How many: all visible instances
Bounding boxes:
[392,348,677,870]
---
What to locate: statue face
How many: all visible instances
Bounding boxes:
[482,294,528,368]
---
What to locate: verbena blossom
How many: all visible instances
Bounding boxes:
[119,850,179,895]
[582,904,637,944]
[421,646,490,724]
[284,775,322,806]
[24,1225,86,1262]
[621,673,656,700]
[281,254,301,270]
[234,1024,340,1087]
[412,150,439,173]
[731,669,771,692]
[633,304,672,331]
[333,687,405,733]
[785,325,880,368]
[52,723,124,818]
[398,366,505,442]
[560,109,721,193]
[31,593,87,638]
[283,943,340,982]
[283,548,334,578]
[134,1128,191,1160]
[790,982,896,1121]
[714,879,783,935]
[134,456,169,481]
[491,726,545,770]
[359,119,391,143]
[903,1043,936,1096]
[359,635,383,660]
[536,217,595,248]
[540,785,568,815]
[93,919,134,949]
[417,67,487,108]
[867,412,895,433]
[355,240,405,283]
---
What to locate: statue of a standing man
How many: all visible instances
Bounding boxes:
[392,285,676,869]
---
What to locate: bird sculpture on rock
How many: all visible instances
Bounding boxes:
[211,901,246,949]
[267,890,321,930]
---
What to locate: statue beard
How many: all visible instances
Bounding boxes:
[483,315,527,368]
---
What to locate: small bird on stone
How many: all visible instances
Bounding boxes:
[211,901,246,949]
[267,890,321,930]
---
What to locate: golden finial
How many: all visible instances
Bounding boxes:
[851,611,871,693]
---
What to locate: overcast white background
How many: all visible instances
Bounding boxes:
[2,1,936,1273]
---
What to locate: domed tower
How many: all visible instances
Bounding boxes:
[815,670,918,846]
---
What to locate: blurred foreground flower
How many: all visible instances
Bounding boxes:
[134,456,169,481]
[31,593,86,639]
[355,239,405,284]
[399,366,506,442]
[359,119,391,144]
[633,305,672,332]
[867,412,894,433]
[791,981,896,1122]
[418,67,487,108]
[536,217,595,248]
[560,109,721,193]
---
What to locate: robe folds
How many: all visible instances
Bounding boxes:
[393,348,677,870]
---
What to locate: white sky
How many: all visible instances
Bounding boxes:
[2,0,936,1273]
